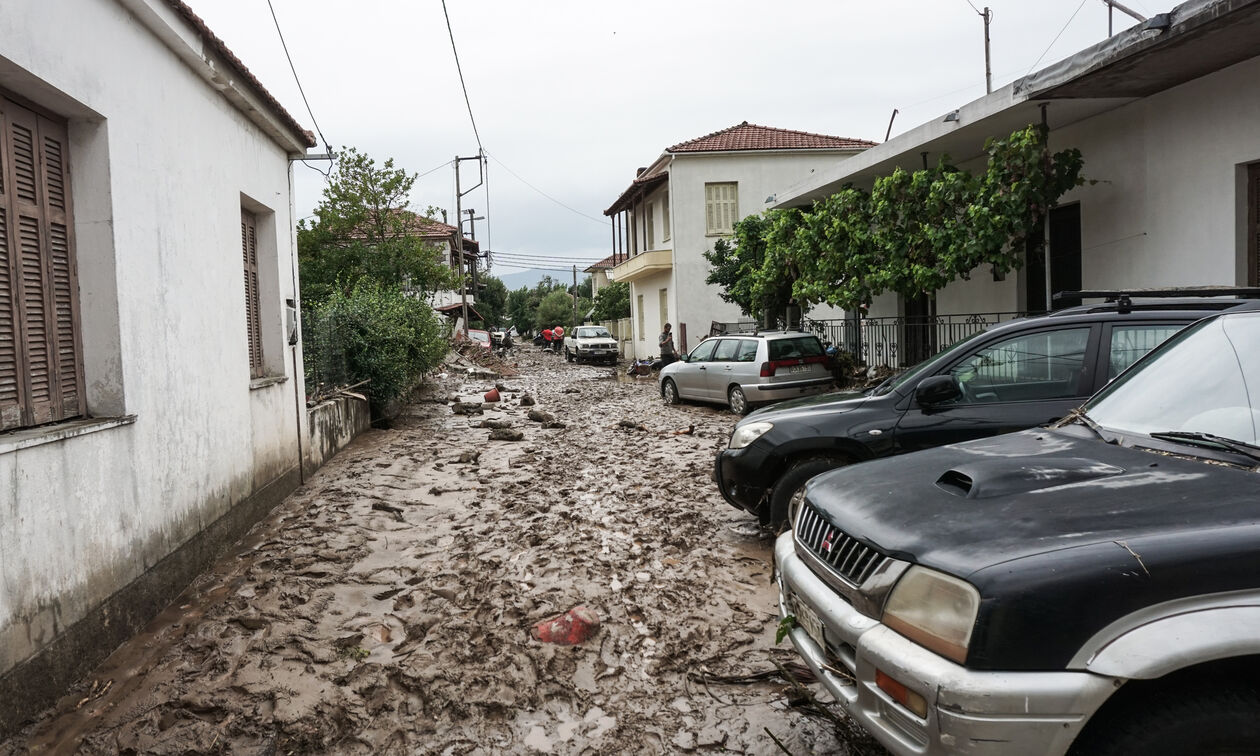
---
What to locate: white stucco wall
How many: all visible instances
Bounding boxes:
[0,0,307,678]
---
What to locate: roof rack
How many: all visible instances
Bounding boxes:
[1054,287,1260,314]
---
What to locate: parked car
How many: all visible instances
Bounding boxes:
[659,331,834,415]
[717,296,1252,526]
[466,329,492,350]
[564,325,619,364]
[776,302,1260,755]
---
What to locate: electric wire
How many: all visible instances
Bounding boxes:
[266,0,329,154]
[440,0,482,153]
[1026,0,1090,75]
[486,153,611,227]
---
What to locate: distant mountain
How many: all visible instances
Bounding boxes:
[495,268,565,291]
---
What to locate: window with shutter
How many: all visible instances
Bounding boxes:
[704,182,738,235]
[662,191,670,242]
[646,203,655,250]
[0,94,84,431]
[241,210,264,378]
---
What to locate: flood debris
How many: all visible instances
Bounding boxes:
[484,387,501,403]
[532,606,600,645]
[489,428,525,441]
[526,409,555,423]
[451,401,484,415]
[518,393,536,406]
[479,419,513,429]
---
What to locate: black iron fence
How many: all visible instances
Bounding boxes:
[804,311,1026,368]
[302,307,352,402]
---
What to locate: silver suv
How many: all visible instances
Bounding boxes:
[659,331,833,414]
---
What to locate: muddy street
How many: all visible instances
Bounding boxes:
[4,348,879,755]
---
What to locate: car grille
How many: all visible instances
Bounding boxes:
[795,502,887,586]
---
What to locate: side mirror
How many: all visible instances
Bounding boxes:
[678,354,690,363]
[916,375,961,406]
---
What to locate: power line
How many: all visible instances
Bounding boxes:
[265,0,329,153]
[486,153,611,227]
[1026,0,1090,75]
[440,0,482,153]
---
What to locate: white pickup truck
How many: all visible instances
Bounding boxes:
[563,326,619,365]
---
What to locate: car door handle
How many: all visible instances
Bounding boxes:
[699,366,707,370]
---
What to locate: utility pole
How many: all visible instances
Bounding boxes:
[452,153,485,337]
[981,7,993,94]
[571,264,578,331]
[1102,0,1146,36]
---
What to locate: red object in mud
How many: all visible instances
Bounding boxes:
[484,388,500,403]
[533,606,600,645]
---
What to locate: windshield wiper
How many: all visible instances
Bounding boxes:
[1147,431,1260,465]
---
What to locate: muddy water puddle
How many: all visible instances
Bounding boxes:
[3,348,876,755]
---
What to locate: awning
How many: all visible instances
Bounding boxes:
[435,302,486,322]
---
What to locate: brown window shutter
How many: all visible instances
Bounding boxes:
[242,210,263,378]
[41,115,84,419]
[0,105,21,431]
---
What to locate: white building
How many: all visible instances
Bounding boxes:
[406,214,481,318]
[772,0,1260,365]
[0,0,320,732]
[604,123,874,359]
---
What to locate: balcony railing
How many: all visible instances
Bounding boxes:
[804,311,1026,367]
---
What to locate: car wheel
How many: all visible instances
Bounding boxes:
[662,378,680,405]
[1070,682,1260,756]
[766,457,850,530]
[727,386,749,416]
[565,348,574,362]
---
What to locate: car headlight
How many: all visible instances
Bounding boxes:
[882,565,980,664]
[729,421,773,449]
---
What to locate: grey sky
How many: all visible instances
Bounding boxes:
[193,0,1149,277]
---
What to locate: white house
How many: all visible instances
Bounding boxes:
[772,0,1260,365]
[406,214,481,319]
[584,254,615,298]
[0,0,322,733]
[604,122,875,359]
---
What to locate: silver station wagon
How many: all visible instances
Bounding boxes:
[659,331,835,414]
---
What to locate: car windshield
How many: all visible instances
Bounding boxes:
[874,329,992,396]
[1085,313,1260,446]
[469,331,490,343]
[577,327,611,338]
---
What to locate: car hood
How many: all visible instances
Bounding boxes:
[747,389,871,420]
[804,429,1259,579]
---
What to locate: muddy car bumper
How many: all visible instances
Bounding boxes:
[749,377,834,403]
[714,445,773,513]
[774,533,1115,756]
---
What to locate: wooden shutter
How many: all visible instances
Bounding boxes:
[705,183,738,235]
[646,203,655,249]
[242,210,263,378]
[0,97,83,430]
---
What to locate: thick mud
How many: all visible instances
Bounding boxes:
[4,348,881,755]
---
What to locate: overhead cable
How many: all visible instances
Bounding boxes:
[441,0,483,153]
[1026,0,1090,75]
[486,153,611,227]
[266,0,330,154]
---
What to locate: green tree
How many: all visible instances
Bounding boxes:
[507,287,534,335]
[590,280,630,322]
[703,213,798,322]
[304,279,448,413]
[575,275,593,300]
[535,289,574,331]
[297,146,458,304]
[477,274,509,328]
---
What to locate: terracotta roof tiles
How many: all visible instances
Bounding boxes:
[667,122,875,153]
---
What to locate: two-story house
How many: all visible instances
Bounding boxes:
[604,122,874,359]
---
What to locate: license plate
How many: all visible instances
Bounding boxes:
[790,594,826,649]
[786,364,810,375]
[591,350,605,355]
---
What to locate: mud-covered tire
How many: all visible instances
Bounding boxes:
[1070,684,1260,756]
[565,348,575,362]
[766,457,849,529]
[662,378,680,405]
[727,386,749,415]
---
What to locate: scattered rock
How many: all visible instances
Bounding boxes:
[617,419,648,431]
[527,409,555,423]
[541,421,566,429]
[495,382,507,392]
[479,419,513,429]
[563,387,579,394]
[489,428,525,441]
[519,393,536,407]
[457,450,481,464]
[452,402,484,415]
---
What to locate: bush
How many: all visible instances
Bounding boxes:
[305,280,448,413]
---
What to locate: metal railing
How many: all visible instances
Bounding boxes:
[804,311,1026,367]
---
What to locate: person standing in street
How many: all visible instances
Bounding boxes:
[658,322,677,367]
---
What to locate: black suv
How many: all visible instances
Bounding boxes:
[716,294,1254,527]
[775,302,1260,755]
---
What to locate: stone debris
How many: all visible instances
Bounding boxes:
[489,428,525,442]
[526,409,555,423]
[518,393,536,406]
[478,419,513,429]
[451,401,484,415]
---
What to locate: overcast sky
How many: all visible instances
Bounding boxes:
[193,0,1149,279]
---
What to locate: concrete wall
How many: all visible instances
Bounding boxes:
[0,0,312,733]
[305,395,372,477]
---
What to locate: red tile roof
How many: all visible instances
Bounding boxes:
[163,0,317,149]
[585,254,616,272]
[667,122,875,153]
[604,171,669,216]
